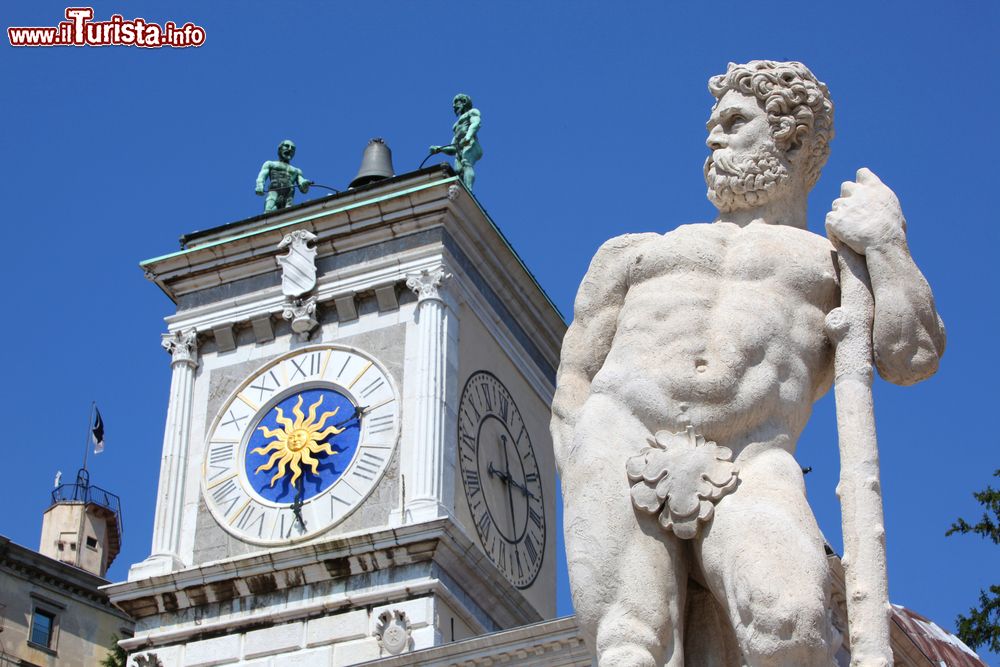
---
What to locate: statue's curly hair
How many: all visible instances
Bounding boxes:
[453,93,473,108]
[709,61,834,189]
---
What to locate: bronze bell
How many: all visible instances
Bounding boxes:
[349,138,395,188]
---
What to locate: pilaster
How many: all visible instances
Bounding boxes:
[393,265,458,524]
[128,329,199,580]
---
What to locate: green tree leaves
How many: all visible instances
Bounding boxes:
[947,469,1000,653]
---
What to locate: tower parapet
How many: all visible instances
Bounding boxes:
[40,468,122,577]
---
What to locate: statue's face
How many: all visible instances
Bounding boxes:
[453,97,470,115]
[705,91,770,156]
[704,90,792,211]
[278,141,296,162]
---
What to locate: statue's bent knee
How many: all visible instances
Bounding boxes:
[598,644,659,667]
[738,595,833,667]
[595,614,668,667]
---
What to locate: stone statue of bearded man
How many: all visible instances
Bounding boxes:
[551,61,945,666]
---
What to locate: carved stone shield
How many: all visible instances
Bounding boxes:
[277,230,317,298]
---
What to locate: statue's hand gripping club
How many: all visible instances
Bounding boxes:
[826,168,906,255]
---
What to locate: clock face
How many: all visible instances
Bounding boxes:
[458,371,546,589]
[202,345,399,545]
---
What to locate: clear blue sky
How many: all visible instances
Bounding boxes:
[4,1,997,661]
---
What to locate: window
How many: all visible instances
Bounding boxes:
[29,609,56,649]
[85,536,98,550]
[58,532,76,552]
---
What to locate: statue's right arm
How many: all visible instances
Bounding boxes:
[551,234,650,465]
[255,162,270,195]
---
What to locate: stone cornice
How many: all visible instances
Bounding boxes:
[141,174,457,302]
[161,244,442,334]
[104,520,539,643]
[0,535,131,620]
[176,166,455,251]
[356,616,589,667]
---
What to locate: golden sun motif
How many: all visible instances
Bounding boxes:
[252,394,345,487]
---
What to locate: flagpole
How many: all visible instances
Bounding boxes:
[73,400,96,571]
[81,401,95,474]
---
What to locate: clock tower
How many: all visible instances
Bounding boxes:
[106,164,566,666]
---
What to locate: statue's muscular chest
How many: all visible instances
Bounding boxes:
[271,162,300,176]
[629,222,838,305]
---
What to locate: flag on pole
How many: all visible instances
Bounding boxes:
[92,407,105,454]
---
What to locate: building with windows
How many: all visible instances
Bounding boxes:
[0,473,132,667]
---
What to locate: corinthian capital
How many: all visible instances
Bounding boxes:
[405,266,451,303]
[161,329,199,367]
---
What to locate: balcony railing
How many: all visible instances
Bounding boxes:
[51,472,123,539]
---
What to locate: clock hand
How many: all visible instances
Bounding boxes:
[331,404,369,430]
[291,480,307,531]
[488,461,511,485]
[508,476,536,500]
[487,444,536,497]
[500,435,517,536]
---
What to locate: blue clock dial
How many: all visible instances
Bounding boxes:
[244,387,361,504]
[203,345,399,545]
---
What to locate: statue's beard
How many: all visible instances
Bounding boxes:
[704,141,791,211]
